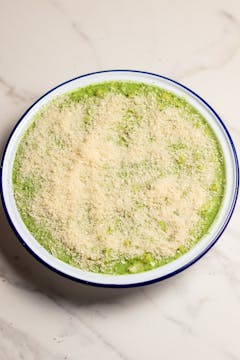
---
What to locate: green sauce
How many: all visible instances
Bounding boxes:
[13,81,225,275]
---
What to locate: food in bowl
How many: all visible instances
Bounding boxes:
[12,81,225,275]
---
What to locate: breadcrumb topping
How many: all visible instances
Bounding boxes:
[13,82,225,274]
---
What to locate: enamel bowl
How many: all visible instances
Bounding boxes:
[1,70,239,287]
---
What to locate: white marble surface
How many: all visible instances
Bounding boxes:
[0,0,240,359]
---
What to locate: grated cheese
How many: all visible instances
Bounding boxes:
[13,82,225,274]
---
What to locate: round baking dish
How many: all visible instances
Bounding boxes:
[1,70,239,287]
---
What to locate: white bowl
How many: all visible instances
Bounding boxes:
[1,70,239,287]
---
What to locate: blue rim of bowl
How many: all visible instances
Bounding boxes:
[0,69,239,288]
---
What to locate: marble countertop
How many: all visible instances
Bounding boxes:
[0,1,240,359]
